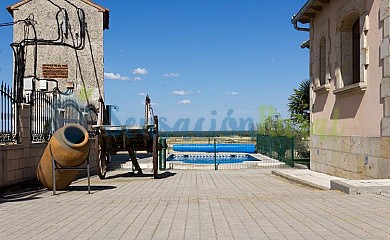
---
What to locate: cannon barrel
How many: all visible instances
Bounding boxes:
[37,124,90,190]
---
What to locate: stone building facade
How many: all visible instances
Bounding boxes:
[7,0,109,115]
[0,0,108,188]
[293,0,390,179]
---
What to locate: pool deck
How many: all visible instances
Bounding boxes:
[2,163,390,239]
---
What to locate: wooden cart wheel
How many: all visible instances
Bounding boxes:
[98,136,108,179]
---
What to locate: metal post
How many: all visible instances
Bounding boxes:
[51,146,56,195]
[162,138,167,170]
[159,138,163,170]
[214,139,217,170]
[50,145,91,195]
[87,153,91,194]
[153,115,159,178]
[291,137,295,167]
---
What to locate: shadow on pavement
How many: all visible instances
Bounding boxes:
[0,189,45,204]
[110,153,152,163]
[104,171,176,180]
[65,185,117,191]
[137,153,153,159]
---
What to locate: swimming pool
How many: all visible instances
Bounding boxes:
[172,144,255,153]
[167,154,260,164]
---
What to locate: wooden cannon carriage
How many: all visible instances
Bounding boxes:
[94,96,159,179]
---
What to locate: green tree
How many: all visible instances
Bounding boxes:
[288,79,310,137]
[288,79,310,124]
[287,79,310,158]
[257,113,294,137]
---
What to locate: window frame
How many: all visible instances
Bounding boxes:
[334,12,368,96]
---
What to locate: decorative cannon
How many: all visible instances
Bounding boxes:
[94,95,160,179]
[36,123,90,190]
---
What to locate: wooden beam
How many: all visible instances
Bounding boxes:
[310,6,323,11]
[318,0,330,3]
[299,18,311,24]
[304,13,316,18]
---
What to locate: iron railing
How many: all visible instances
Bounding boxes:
[1,80,97,143]
[30,91,55,142]
[29,93,98,142]
[0,81,18,144]
[59,96,98,138]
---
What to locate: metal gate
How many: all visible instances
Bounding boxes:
[30,91,54,142]
[30,92,98,142]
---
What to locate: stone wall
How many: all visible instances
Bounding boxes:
[12,0,106,108]
[0,104,98,189]
[311,134,390,179]
[0,143,46,188]
[381,0,390,136]
[306,0,390,179]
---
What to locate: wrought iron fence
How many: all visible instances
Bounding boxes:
[59,96,98,139]
[29,93,98,142]
[1,80,98,143]
[159,131,291,170]
[0,81,18,144]
[29,91,54,142]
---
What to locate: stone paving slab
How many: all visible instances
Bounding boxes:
[1,169,390,239]
[273,169,390,195]
[272,169,345,190]
[331,179,390,194]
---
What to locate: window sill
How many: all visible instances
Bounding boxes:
[313,84,330,94]
[333,82,367,96]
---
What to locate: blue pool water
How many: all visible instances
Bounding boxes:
[172,144,255,153]
[167,154,260,164]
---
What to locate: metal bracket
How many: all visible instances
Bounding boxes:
[50,145,91,195]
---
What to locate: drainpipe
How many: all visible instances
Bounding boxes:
[291,0,317,32]
[292,16,310,32]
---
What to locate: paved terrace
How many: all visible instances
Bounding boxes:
[1,168,390,239]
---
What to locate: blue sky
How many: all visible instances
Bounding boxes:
[0,0,309,131]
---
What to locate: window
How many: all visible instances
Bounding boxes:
[334,8,367,95]
[352,19,360,84]
[319,37,326,85]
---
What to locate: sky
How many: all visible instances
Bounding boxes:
[0,0,309,131]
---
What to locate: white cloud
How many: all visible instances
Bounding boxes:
[172,90,192,96]
[226,91,239,95]
[104,72,130,81]
[138,92,147,96]
[133,77,142,81]
[178,99,191,105]
[164,73,180,78]
[133,68,148,75]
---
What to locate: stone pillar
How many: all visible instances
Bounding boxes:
[380,0,390,136]
[0,148,4,187]
[57,109,65,129]
[19,104,31,146]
